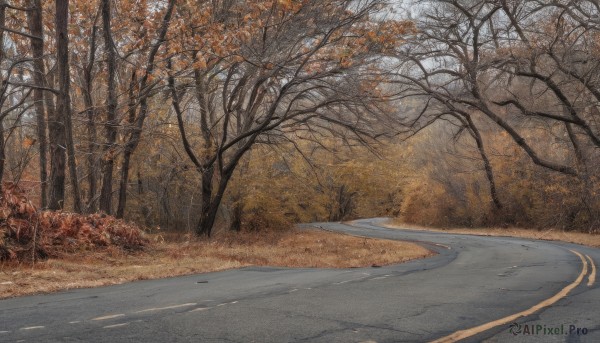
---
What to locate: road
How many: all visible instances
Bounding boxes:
[0,218,598,342]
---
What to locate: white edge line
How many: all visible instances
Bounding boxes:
[20,326,45,331]
[103,322,130,329]
[189,307,212,312]
[335,277,368,284]
[134,303,197,314]
[434,243,451,250]
[92,314,125,321]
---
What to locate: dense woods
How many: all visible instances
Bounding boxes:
[394,0,600,231]
[0,0,598,239]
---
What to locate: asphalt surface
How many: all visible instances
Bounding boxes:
[0,218,598,342]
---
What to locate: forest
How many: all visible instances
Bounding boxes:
[0,0,598,244]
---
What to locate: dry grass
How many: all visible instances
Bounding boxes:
[0,228,431,299]
[385,219,600,248]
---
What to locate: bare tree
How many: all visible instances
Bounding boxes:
[392,0,600,209]
[26,0,48,208]
[0,1,33,190]
[76,8,101,212]
[49,0,82,212]
[116,0,176,218]
[169,0,396,235]
[98,0,118,214]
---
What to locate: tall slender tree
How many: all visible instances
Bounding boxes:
[116,0,176,218]
[27,0,48,208]
[0,2,4,190]
[80,11,100,212]
[50,0,82,212]
[98,0,118,214]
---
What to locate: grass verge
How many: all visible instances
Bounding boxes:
[0,228,431,299]
[384,219,600,248]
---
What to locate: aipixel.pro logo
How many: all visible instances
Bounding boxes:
[509,322,589,336]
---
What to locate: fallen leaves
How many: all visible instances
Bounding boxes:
[0,183,147,262]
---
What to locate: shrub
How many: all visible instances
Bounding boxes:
[0,183,147,262]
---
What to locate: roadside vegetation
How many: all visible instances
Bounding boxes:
[385,220,600,249]
[0,225,431,299]
[0,183,146,262]
[0,184,431,298]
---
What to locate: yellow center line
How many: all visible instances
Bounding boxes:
[430,249,588,343]
[586,255,596,287]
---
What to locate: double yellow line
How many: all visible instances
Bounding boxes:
[431,250,596,343]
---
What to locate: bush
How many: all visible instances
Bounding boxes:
[0,183,147,262]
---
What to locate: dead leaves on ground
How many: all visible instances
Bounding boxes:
[0,183,147,262]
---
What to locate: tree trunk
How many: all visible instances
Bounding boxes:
[229,196,242,232]
[116,148,132,218]
[45,68,59,208]
[115,87,141,219]
[566,123,596,231]
[116,0,176,218]
[465,115,502,210]
[0,120,4,188]
[60,1,82,213]
[48,4,67,211]
[112,73,137,218]
[476,139,502,210]
[197,171,231,237]
[84,85,97,211]
[137,171,143,194]
[198,202,218,237]
[49,60,65,207]
[99,0,118,214]
[228,159,250,232]
[81,16,99,212]
[0,3,5,190]
[27,0,48,208]
[44,66,57,163]
[50,0,81,211]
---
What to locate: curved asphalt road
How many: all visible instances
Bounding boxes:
[0,218,598,342]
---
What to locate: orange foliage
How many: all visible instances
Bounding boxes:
[0,184,147,262]
[397,123,600,233]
